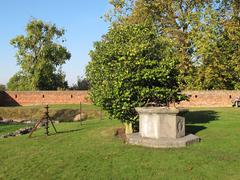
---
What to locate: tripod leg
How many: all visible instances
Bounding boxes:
[45,119,49,136]
[29,119,43,138]
[49,118,57,133]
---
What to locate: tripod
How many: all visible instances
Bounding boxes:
[29,105,57,138]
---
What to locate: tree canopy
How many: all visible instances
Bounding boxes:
[87,23,185,130]
[8,19,71,90]
[108,0,240,90]
[87,0,240,131]
[70,76,90,90]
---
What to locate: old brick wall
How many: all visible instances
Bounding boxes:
[179,90,240,107]
[0,90,240,107]
[0,91,90,106]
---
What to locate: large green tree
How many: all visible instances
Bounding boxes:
[107,0,240,90]
[87,23,184,132]
[8,19,71,90]
[190,1,240,89]
[221,0,240,89]
[108,0,210,89]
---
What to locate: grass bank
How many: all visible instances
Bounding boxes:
[0,104,102,122]
[0,107,240,179]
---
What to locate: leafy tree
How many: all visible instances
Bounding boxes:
[105,0,134,22]
[221,0,240,89]
[7,72,30,91]
[9,19,71,90]
[189,5,227,89]
[108,0,210,89]
[70,76,90,90]
[190,2,240,89]
[87,23,184,132]
[108,0,240,90]
[0,84,6,91]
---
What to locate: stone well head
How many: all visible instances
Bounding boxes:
[135,107,188,139]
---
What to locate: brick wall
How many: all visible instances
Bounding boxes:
[0,91,90,106]
[179,90,240,107]
[0,90,239,107]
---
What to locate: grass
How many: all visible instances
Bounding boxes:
[0,107,240,179]
[0,104,100,110]
[0,124,29,136]
[0,104,102,122]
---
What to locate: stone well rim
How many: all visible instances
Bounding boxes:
[135,107,188,115]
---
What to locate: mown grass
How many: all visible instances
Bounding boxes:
[0,107,240,179]
[0,124,29,136]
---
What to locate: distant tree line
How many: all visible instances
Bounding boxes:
[69,76,90,90]
[0,84,6,91]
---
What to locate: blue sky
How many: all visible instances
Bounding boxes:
[0,0,111,85]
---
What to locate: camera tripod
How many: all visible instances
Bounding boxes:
[29,105,57,137]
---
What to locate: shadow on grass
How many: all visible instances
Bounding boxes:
[185,125,206,135]
[29,128,84,138]
[56,128,83,135]
[44,129,83,137]
[185,110,219,124]
[184,110,219,134]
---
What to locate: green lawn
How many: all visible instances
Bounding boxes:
[0,124,29,136]
[0,107,240,179]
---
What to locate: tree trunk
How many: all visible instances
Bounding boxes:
[123,122,133,134]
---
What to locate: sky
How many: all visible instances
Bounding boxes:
[0,0,111,86]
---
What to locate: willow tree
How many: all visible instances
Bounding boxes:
[8,19,71,90]
[87,23,184,133]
